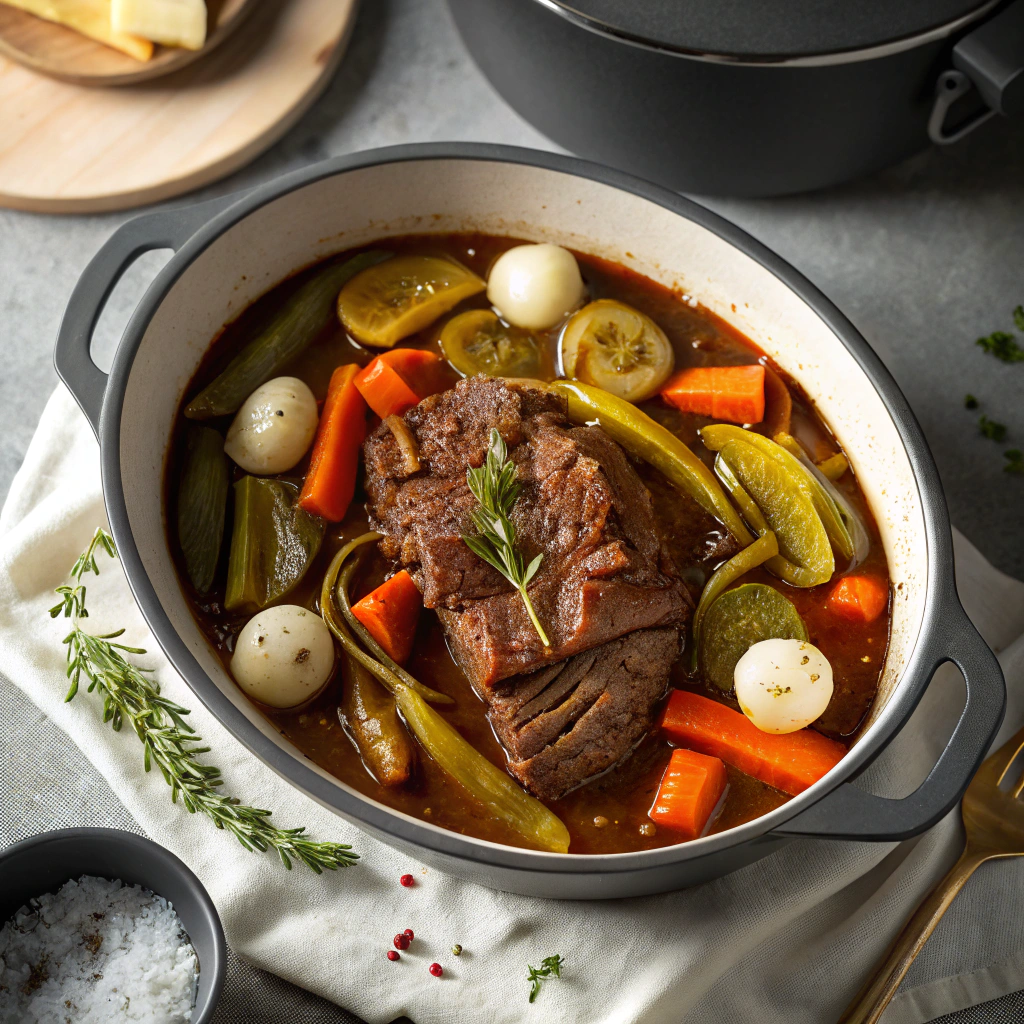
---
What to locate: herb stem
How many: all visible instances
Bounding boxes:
[518,583,551,649]
[50,528,357,873]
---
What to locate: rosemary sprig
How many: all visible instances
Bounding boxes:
[462,429,550,647]
[527,953,564,1003]
[49,528,358,873]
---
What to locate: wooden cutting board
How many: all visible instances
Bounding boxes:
[0,0,359,213]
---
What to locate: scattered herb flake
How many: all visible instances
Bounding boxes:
[964,394,979,410]
[1005,450,1024,475]
[979,416,1008,442]
[976,330,1024,363]
[1014,306,1024,332]
[527,954,564,1004]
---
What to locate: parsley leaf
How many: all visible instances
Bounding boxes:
[964,394,979,410]
[527,954,564,1003]
[980,416,1008,442]
[976,330,1024,363]
[1005,450,1024,475]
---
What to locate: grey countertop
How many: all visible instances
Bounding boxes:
[0,2,1022,1022]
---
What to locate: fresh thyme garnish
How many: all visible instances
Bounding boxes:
[463,429,550,647]
[979,415,1008,442]
[976,329,1024,363]
[50,528,358,873]
[527,953,564,1003]
[964,394,979,410]
[1005,449,1024,475]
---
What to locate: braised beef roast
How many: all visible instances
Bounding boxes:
[363,376,691,797]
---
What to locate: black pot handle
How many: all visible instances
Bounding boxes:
[774,590,1005,842]
[54,193,239,437]
[929,0,1024,144]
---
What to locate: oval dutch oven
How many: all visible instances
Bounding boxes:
[55,145,1004,899]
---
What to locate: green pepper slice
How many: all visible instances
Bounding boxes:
[339,652,415,788]
[700,583,809,692]
[176,424,229,594]
[185,251,392,419]
[713,439,834,587]
[320,536,570,853]
[225,477,324,612]
[547,380,753,544]
[691,530,778,669]
[703,424,858,562]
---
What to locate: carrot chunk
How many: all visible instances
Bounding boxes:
[297,364,366,521]
[660,364,766,424]
[659,690,845,796]
[828,575,888,623]
[649,747,727,839]
[354,349,442,419]
[351,570,422,665]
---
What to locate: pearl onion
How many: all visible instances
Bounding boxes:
[224,377,318,475]
[486,244,586,330]
[231,605,335,708]
[734,638,834,735]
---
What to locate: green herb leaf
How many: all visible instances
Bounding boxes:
[1005,449,1024,475]
[1014,306,1024,332]
[980,416,1008,442]
[52,529,358,873]
[527,953,565,1004]
[976,330,1024,363]
[964,394,979,410]
[463,429,550,647]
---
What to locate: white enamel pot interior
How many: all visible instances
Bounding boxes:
[55,145,1004,899]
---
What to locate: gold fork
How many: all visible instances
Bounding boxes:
[840,722,1024,1023]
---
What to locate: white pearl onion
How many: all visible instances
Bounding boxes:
[231,605,335,709]
[486,244,586,330]
[224,377,318,475]
[734,638,834,735]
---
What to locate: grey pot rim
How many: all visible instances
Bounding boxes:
[527,0,1000,68]
[0,826,226,1023]
[95,142,954,877]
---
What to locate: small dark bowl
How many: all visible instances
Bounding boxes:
[0,828,226,1023]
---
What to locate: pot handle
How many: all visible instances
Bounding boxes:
[773,589,1004,842]
[929,0,1024,144]
[54,193,238,437]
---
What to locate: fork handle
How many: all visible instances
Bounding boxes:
[838,847,989,1023]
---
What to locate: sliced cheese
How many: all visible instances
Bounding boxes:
[111,0,206,50]
[0,0,154,60]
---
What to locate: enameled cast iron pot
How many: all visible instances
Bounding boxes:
[447,0,1024,196]
[55,144,1005,899]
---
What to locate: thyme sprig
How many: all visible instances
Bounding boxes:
[50,528,358,873]
[527,953,564,1003]
[463,429,550,647]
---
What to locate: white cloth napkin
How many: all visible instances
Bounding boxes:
[2,385,1024,1024]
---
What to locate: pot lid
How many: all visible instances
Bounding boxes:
[543,0,996,62]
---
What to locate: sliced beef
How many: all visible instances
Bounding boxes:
[485,628,679,800]
[363,376,691,689]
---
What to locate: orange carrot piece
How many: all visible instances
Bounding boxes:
[649,747,727,839]
[659,690,845,796]
[828,575,889,623]
[297,364,366,521]
[660,364,766,424]
[354,349,442,419]
[351,570,422,666]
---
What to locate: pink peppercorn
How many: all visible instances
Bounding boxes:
[403,928,414,941]
[400,874,415,887]
[429,963,443,978]
[394,933,410,950]
[387,950,400,962]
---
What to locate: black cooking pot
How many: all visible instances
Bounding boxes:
[447,0,1024,196]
